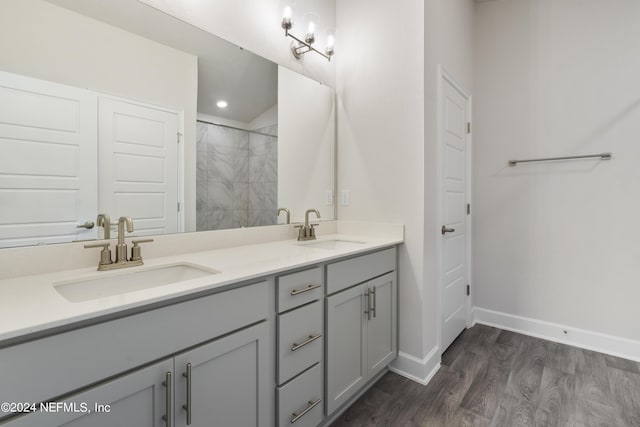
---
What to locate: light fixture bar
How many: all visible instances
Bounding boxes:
[284,28,333,61]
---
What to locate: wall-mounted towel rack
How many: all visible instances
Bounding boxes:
[508,152,612,167]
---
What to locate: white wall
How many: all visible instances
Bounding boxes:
[139,0,336,88]
[336,0,427,372]
[424,0,475,358]
[0,0,199,230]
[336,0,474,381]
[278,66,335,222]
[474,0,640,342]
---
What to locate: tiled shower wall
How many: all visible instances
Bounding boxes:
[196,122,278,231]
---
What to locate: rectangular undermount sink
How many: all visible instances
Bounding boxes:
[296,239,366,250]
[54,263,219,303]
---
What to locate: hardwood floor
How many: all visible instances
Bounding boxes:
[330,325,640,427]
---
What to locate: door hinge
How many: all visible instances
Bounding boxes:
[177,132,183,143]
[177,202,181,212]
[466,284,470,296]
[467,203,471,215]
[467,122,471,134]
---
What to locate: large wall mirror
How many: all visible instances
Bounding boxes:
[0,0,335,249]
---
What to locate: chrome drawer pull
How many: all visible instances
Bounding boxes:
[162,371,172,427]
[291,333,322,352]
[182,363,192,425]
[290,283,321,296]
[372,286,377,318]
[290,398,321,424]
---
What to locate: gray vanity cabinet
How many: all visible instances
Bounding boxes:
[326,283,368,415]
[1,358,173,427]
[325,248,397,417]
[364,273,397,378]
[174,322,270,427]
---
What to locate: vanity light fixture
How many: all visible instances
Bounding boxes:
[280,3,334,61]
[216,100,228,108]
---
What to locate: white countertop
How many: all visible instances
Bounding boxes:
[0,232,402,343]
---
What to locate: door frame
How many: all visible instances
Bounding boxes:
[97,93,186,233]
[436,65,473,355]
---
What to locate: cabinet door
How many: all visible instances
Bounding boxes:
[326,284,366,415]
[1,359,173,427]
[365,272,397,379]
[174,322,269,427]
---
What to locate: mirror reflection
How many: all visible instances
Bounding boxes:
[0,0,335,249]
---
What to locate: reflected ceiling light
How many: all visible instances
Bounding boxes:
[280,3,334,62]
[216,100,228,108]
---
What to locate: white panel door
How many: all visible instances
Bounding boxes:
[0,71,97,248]
[98,97,179,236]
[441,75,470,352]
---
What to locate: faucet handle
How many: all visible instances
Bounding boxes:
[84,241,113,267]
[130,239,154,262]
[131,239,153,262]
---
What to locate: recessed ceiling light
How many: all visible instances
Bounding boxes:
[216,100,228,108]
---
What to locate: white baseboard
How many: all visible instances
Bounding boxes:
[389,346,441,385]
[473,307,640,363]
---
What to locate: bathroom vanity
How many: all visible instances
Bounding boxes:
[0,227,401,427]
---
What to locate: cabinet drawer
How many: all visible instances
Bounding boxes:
[277,267,323,313]
[277,364,323,427]
[0,281,268,406]
[278,301,323,384]
[327,247,396,294]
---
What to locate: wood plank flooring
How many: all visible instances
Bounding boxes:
[330,325,640,427]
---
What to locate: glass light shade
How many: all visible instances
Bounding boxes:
[304,13,318,37]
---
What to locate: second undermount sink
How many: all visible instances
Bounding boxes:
[54,263,219,303]
[296,239,366,250]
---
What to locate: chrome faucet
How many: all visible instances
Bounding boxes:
[277,207,291,224]
[116,216,134,262]
[96,213,111,240]
[84,216,153,271]
[296,209,321,241]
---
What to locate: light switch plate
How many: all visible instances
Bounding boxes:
[340,190,351,206]
[326,190,334,205]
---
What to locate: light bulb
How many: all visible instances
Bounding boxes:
[304,13,318,44]
[216,100,228,109]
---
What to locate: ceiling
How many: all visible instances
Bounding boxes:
[46,0,277,123]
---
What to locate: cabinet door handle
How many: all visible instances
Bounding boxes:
[290,398,321,424]
[76,221,95,229]
[372,286,377,318]
[290,283,321,296]
[182,363,192,425]
[162,371,172,427]
[364,289,372,320]
[291,333,322,352]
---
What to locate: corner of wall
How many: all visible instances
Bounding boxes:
[389,346,441,386]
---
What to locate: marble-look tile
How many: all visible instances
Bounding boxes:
[263,155,277,182]
[207,124,235,155]
[196,179,208,212]
[248,210,262,227]
[233,155,249,182]
[197,122,208,154]
[207,150,233,183]
[261,209,277,226]
[233,183,249,210]
[196,211,208,231]
[249,133,268,156]
[265,136,278,159]
[196,152,208,185]
[207,210,233,230]
[261,124,278,137]
[248,183,265,210]
[234,130,249,156]
[208,181,233,210]
[249,155,265,182]
[264,182,277,211]
[232,210,248,228]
